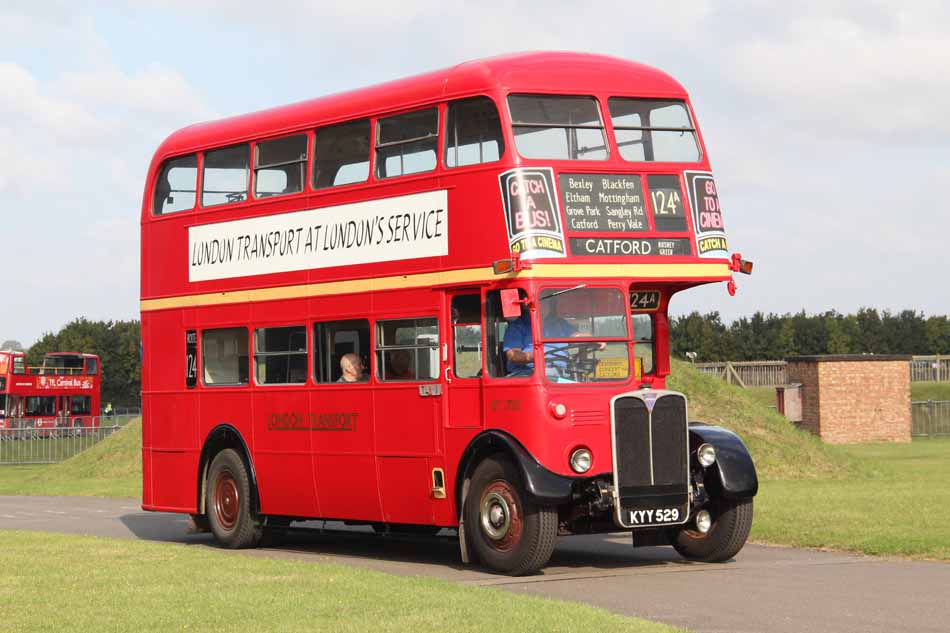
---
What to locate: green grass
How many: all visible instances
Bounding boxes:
[752,438,950,560]
[0,530,681,633]
[0,418,140,497]
[911,380,950,401]
[668,360,860,480]
[744,385,779,410]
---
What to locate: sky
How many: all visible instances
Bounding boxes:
[1,1,948,346]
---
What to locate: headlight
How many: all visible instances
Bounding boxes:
[569,447,592,473]
[697,443,716,467]
[695,509,712,533]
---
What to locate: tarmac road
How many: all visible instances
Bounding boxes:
[2,495,948,633]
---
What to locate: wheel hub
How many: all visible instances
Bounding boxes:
[481,492,511,540]
[213,471,239,531]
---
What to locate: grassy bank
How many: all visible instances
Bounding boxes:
[0,530,680,633]
[668,361,860,480]
[752,438,950,560]
[0,419,140,497]
[911,381,950,401]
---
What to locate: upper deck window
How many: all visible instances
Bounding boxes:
[376,109,438,179]
[153,154,197,215]
[254,135,307,198]
[202,144,250,207]
[608,98,700,162]
[445,97,504,168]
[508,95,607,161]
[313,119,371,189]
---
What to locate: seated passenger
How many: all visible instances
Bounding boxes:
[385,349,415,380]
[337,353,368,383]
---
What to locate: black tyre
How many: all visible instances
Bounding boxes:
[672,497,753,562]
[464,455,557,575]
[206,449,263,549]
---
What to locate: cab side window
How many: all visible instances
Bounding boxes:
[484,289,531,378]
[632,314,655,375]
[452,295,482,378]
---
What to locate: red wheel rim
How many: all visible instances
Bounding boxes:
[213,470,239,531]
[479,480,523,552]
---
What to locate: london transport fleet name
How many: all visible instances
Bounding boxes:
[188,190,448,282]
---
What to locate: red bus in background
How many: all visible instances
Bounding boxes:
[0,351,102,432]
[140,52,757,575]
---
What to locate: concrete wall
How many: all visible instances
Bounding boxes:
[786,355,911,444]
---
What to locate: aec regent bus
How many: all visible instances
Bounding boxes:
[0,351,102,433]
[140,52,757,575]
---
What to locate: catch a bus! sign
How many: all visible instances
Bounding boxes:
[498,168,567,259]
[685,171,728,259]
[188,190,448,282]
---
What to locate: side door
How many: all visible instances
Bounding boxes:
[373,315,443,525]
[445,292,484,429]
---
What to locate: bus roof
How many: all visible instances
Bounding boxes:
[153,52,687,160]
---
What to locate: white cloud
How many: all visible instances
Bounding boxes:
[724,2,950,142]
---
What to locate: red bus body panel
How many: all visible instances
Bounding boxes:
[140,52,734,522]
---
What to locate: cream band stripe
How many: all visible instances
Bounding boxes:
[140,263,731,312]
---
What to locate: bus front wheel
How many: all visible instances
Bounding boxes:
[206,448,263,549]
[464,455,557,575]
[672,497,753,562]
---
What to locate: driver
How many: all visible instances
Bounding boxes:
[503,295,575,377]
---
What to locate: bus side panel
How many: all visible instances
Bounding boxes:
[314,455,382,521]
[147,449,201,512]
[143,310,201,512]
[378,457,434,524]
[311,387,381,521]
[252,389,319,517]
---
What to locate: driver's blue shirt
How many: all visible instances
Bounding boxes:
[502,313,575,374]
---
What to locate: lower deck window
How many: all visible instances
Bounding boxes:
[254,326,307,384]
[314,320,370,383]
[375,318,439,381]
[69,396,92,415]
[26,396,56,417]
[202,328,249,386]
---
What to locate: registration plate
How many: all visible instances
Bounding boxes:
[629,508,681,525]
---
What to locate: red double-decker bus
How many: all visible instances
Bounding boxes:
[140,52,757,575]
[0,351,102,432]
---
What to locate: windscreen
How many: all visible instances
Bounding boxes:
[539,287,629,383]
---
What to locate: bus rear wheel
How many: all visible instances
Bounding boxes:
[465,455,557,575]
[206,449,262,549]
[672,497,753,562]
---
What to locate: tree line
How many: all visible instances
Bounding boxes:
[671,309,950,362]
[25,318,141,407]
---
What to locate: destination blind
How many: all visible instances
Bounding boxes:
[558,173,648,233]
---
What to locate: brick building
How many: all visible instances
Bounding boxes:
[785,355,911,444]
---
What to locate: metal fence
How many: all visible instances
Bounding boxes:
[910,356,950,382]
[911,401,950,437]
[694,361,788,387]
[0,413,138,465]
